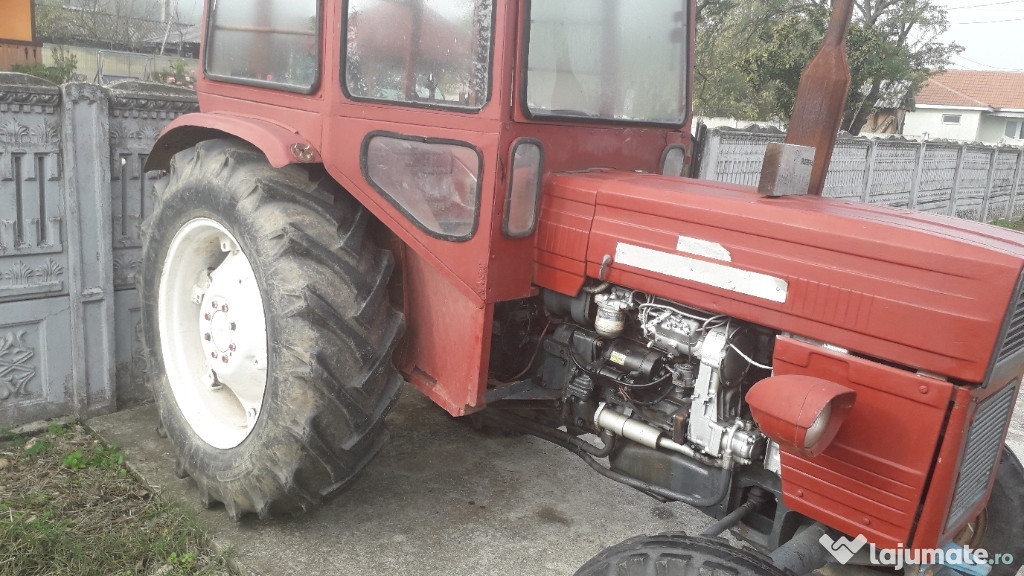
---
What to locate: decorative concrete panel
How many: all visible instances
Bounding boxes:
[0,295,73,426]
[0,75,66,305]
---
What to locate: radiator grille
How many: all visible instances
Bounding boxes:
[996,279,1024,365]
[944,383,1017,532]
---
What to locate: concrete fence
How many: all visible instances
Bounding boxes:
[699,126,1024,222]
[0,72,196,429]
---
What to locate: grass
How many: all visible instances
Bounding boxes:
[991,218,1024,231]
[0,423,232,576]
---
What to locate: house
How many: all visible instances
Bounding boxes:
[0,0,42,71]
[903,70,1024,144]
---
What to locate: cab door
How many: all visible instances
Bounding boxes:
[321,0,521,415]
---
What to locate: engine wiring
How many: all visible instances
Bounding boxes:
[729,342,773,371]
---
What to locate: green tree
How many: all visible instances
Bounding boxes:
[694,0,776,119]
[696,0,961,134]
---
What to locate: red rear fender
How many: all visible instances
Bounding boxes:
[145,112,321,171]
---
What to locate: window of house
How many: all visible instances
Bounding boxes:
[1006,120,1024,140]
[1007,121,1020,139]
[344,0,494,110]
[204,0,320,92]
[941,114,962,125]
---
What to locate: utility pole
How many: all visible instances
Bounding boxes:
[159,0,176,55]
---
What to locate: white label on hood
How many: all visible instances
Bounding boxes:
[676,236,732,262]
[615,243,788,304]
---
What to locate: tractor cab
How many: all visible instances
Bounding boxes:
[152,0,695,415]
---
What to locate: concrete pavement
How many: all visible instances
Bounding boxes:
[88,384,1024,576]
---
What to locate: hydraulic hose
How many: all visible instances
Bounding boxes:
[481,410,731,508]
[699,488,768,537]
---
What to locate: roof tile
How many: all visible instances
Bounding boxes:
[916,70,1024,111]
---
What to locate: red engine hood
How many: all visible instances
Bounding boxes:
[533,170,1024,383]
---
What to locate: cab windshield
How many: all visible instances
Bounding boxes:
[524,0,689,125]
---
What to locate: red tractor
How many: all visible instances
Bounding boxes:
[140,0,1024,574]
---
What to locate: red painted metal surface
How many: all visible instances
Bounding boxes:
[146,111,322,171]
[771,336,955,550]
[530,171,1024,382]
[401,249,492,415]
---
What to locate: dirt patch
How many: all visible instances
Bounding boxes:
[0,423,232,576]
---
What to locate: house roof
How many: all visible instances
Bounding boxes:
[916,70,1024,111]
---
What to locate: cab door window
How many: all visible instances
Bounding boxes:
[344,0,494,110]
[205,0,321,92]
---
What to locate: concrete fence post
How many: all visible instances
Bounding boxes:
[862,140,878,203]
[60,82,116,419]
[699,129,721,180]
[980,147,998,223]
[949,144,968,217]
[1009,150,1024,221]
[908,141,927,211]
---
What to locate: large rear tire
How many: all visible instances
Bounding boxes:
[574,533,787,576]
[139,139,404,520]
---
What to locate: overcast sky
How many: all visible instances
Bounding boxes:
[931,0,1024,71]
[177,0,202,24]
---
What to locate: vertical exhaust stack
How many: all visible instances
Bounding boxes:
[784,0,855,196]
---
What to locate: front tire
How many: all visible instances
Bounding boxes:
[574,533,787,576]
[139,139,404,520]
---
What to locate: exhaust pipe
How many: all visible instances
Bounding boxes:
[783,0,855,196]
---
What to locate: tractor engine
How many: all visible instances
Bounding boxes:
[499,285,781,498]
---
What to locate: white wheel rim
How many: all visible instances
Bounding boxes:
[158,218,268,449]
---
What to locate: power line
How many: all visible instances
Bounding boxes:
[947,0,1024,9]
[956,16,1024,24]
[953,53,1024,71]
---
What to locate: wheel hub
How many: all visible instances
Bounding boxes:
[158,218,269,449]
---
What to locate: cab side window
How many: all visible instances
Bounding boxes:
[205,0,320,92]
[344,0,493,110]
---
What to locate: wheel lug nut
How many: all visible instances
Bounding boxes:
[204,333,211,341]
[210,352,217,358]
[221,304,228,312]
[221,355,229,363]
[204,313,211,321]
[228,344,236,351]
[211,301,218,309]
[230,322,236,331]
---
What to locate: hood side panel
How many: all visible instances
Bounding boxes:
[535,172,1024,382]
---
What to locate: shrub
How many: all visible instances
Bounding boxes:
[11,45,78,84]
[155,60,197,90]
